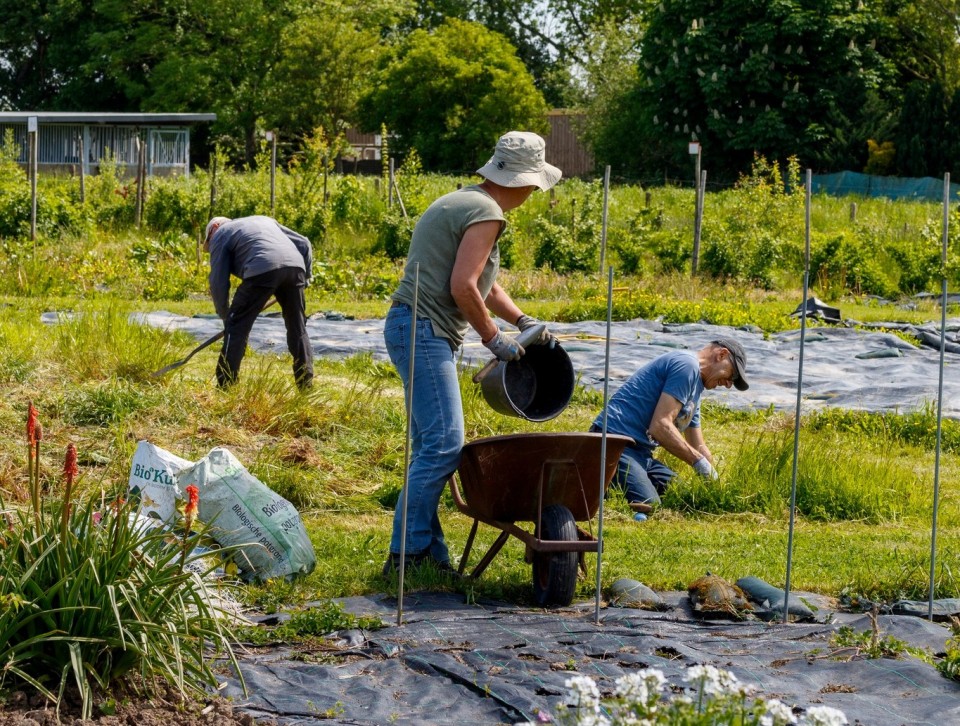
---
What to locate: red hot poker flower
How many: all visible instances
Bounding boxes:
[63,444,78,484]
[185,485,199,517]
[26,402,37,445]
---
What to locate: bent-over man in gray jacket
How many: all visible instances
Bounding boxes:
[205,215,313,389]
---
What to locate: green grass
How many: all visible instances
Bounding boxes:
[0,294,956,615]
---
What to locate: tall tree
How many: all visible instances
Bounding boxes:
[0,0,129,110]
[89,0,412,164]
[266,1,414,143]
[598,0,896,181]
[358,17,549,171]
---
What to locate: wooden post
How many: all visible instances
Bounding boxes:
[849,202,857,221]
[29,117,37,244]
[267,130,277,213]
[78,134,85,205]
[388,157,395,208]
[139,132,148,221]
[692,170,706,275]
[209,149,218,217]
[645,191,652,208]
[135,134,145,228]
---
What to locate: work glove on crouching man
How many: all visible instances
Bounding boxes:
[483,331,525,361]
[693,457,719,480]
[515,314,557,348]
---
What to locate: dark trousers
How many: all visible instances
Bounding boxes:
[216,267,313,389]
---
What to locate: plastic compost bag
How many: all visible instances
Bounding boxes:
[127,440,193,523]
[177,446,316,582]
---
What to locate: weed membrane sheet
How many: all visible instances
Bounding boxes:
[133,311,960,417]
[221,591,960,726]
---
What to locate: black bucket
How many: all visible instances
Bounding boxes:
[480,342,575,422]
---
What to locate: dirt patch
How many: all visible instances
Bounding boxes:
[0,691,272,726]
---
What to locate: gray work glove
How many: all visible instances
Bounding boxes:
[515,314,557,348]
[693,457,719,480]
[483,331,525,362]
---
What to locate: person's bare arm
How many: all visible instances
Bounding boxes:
[450,220,510,342]
[484,282,523,327]
[648,393,706,466]
[684,426,713,464]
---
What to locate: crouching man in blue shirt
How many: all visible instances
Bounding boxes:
[591,339,749,520]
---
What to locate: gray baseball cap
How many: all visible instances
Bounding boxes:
[712,338,749,391]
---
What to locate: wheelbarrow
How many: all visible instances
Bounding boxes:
[448,431,634,607]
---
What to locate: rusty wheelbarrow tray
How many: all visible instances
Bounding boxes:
[448,432,634,606]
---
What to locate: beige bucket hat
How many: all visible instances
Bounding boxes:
[476,131,562,191]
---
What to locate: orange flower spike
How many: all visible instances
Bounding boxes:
[26,401,37,445]
[185,485,199,517]
[63,443,78,485]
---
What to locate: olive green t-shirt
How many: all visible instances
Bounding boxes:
[392,185,506,347]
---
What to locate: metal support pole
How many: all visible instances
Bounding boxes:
[599,165,611,275]
[782,169,813,622]
[397,262,420,626]
[927,173,950,620]
[594,266,615,625]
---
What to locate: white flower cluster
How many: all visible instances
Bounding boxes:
[541,665,849,726]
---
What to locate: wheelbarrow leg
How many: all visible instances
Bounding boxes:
[467,530,511,580]
[459,519,480,576]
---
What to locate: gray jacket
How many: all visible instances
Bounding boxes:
[208,215,313,319]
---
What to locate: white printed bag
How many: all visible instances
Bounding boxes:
[128,440,193,523]
[177,447,316,582]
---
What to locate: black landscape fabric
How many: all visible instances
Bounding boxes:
[128,311,960,418]
[222,591,960,726]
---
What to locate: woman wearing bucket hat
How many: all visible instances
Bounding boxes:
[382,131,562,575]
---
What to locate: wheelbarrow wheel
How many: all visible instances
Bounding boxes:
[532,504,578,607]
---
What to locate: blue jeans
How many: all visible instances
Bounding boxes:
[383,304,464,564]
[615,446,676,506]
[591,424,676,506]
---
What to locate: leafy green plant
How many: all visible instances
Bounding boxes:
[829,622,908,660]
[0,409,241,719]
[937,634,960,681]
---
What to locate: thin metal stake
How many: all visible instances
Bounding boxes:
[594,266,615,625]
[397,263,419,626]
[782,169,812,622]
[927,173,950,620]
[599,165,611,274]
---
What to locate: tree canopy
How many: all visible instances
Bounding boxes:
[358,18,550,171]
[0,0,956,177]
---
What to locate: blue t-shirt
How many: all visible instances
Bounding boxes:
[593,350,703,451]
